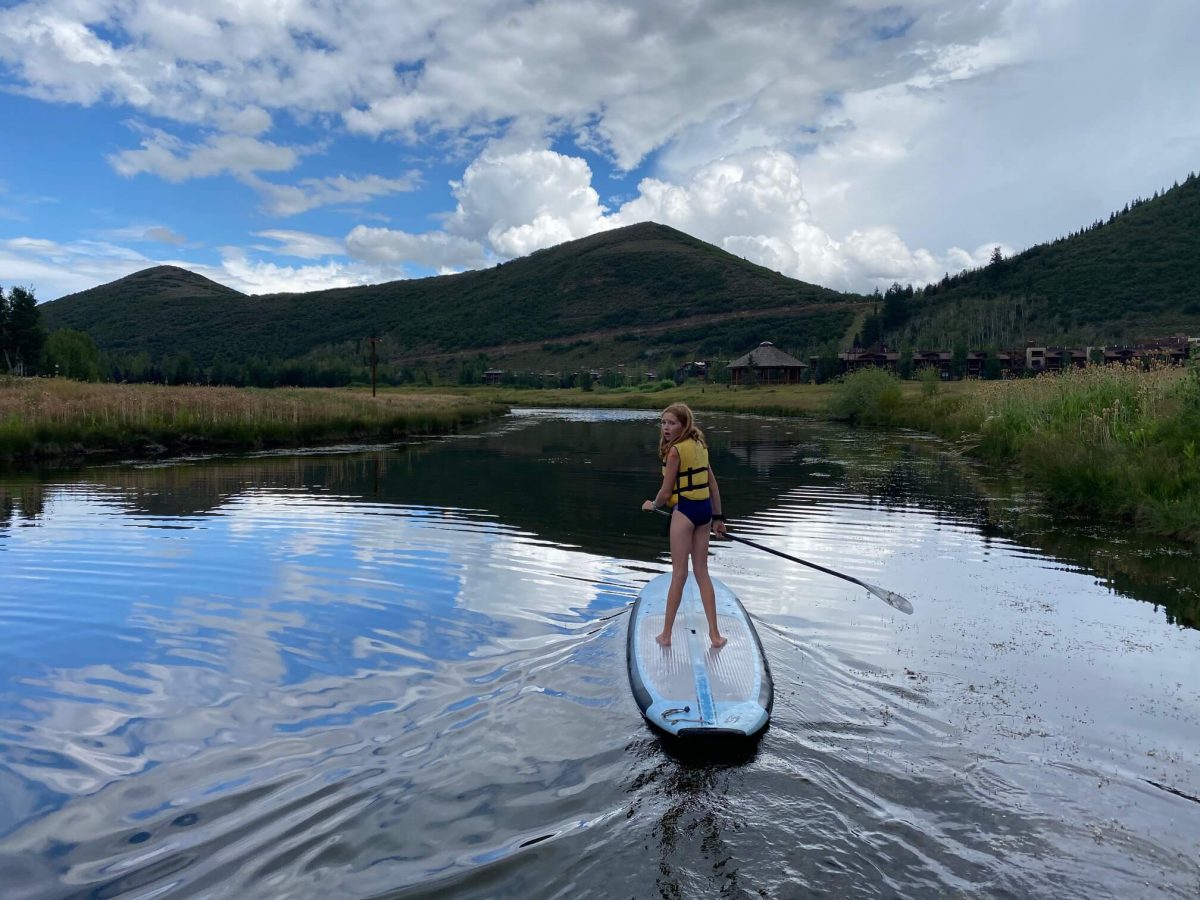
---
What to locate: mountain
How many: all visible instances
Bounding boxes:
[40,223,864,377]
[40,174,1200,384]
[896,172,1200,347]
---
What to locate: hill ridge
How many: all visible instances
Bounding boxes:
[42,222,859,381]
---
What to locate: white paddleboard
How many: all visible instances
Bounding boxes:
[627,573,772,738]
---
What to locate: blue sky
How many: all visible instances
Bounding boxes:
[2,0,1198,301]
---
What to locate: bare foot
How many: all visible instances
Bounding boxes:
[710,634,728,649]
[655,633,672,647]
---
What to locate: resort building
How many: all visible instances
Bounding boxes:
[727,342,808,385]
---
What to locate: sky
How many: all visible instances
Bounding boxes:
[1,0,1198,302]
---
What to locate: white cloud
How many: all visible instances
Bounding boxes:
[431,145,991,291]
[2,1,1012,169]
[99,225,188,246]
[345,226,487,272]
[106,125,418,215]
[4,0,1200,298]
[216,248,402,295]
[1,236,153,298]
[247,171,421,217]
[108,126,302,182]
[144,226,186,246]
[254,230,345,260]
[444,148,610,256]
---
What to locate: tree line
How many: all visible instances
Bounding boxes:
[1,285,442,387]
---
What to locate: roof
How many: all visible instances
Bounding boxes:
[727,341,807,369]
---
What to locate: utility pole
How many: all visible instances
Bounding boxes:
[365,337,381,397]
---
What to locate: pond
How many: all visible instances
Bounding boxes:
[1,408,1197,898]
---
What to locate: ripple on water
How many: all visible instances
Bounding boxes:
[1,413,1198,898]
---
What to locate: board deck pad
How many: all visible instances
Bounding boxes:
[627,573,772,738]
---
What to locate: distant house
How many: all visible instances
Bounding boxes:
[1026,346,1090,372]
[483,369,505,385]
[1134,334,1193,364]
[839,346,900,374]
[965,351,986,378]
[727,342,807,385]
[913,350,953,378]
[674,361,708,383]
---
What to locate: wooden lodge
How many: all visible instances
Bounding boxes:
[727,342,807,385]
[840,346,901,372]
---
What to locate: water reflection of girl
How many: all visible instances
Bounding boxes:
[641,403,728,648]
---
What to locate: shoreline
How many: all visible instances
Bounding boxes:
[5,375,1195,544]
[0,380,508,467]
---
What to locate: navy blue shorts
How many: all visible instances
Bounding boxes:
[674,496,712,527]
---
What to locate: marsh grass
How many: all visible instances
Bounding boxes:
[832,363,1200,541]
[0,380,503,462]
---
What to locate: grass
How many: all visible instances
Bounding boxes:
[0,378,505,463]
[827,363,1200,542]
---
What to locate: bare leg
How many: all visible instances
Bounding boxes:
[655,509,695,646]
[692,523,727,648]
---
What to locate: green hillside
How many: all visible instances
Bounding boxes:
[897,172,1200,347]
[38,174,1200,387]
[41,222,862,382]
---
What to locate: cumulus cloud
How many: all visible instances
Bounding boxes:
[433,145,992,291]
[2,1,1012,169]
[5,0,1199,297]
[443,148,610,256]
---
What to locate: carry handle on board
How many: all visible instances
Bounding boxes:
[648,506,913,615]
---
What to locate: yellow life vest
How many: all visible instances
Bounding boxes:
[663,438,710,506]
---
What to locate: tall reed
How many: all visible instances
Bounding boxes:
[0,380,504,462]
[831,363,1200,541]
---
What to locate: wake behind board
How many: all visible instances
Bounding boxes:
[627,573,772,738]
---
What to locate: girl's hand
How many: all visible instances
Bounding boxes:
[712,519,727,537]
[641,500,656,511]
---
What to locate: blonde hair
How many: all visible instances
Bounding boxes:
[658,402,707,461]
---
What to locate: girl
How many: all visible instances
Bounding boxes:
[641,403,728,648]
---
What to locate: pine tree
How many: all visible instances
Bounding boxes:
[3,286,46,375]
[0,286,9,371]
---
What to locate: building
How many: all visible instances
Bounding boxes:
[913,350,952,378]
[674,361,709,383]
[839,346,900,373]
[483,369,505,385]
[727,342,808,385]
[1026,346,1091,372]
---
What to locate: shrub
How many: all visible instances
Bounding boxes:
[827,368,903,423]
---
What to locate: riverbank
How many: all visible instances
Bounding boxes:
[826,364,1200,543]
[0,379,505,464]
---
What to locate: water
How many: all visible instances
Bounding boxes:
[0,408,1197,899]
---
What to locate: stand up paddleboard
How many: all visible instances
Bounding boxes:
[627,573,772,738]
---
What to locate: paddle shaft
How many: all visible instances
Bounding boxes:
[649,506,912,614]
[721,531,876,592]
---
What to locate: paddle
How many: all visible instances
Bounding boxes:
[649,507,914,615]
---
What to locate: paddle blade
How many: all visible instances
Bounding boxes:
[866,583,914,615]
